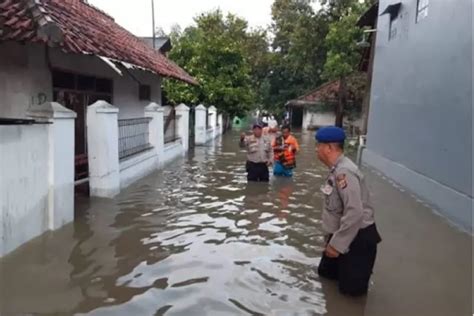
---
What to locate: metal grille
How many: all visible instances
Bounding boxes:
[118,117,152,160]
[164,108,180,143]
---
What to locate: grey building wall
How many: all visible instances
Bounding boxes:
[364,0,473,232]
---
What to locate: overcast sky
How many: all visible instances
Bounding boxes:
[89,0,321,37]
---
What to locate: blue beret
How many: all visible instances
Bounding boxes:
[315,126,346,143]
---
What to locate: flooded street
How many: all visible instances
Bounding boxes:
[0,131,471,316]
[1,131,333,315]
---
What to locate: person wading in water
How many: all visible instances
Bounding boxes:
[240,123,273,182]
[272,126,300,177]
[315,126,381,296]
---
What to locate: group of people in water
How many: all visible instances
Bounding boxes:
[240,118,300,182]
[240,120,382,297]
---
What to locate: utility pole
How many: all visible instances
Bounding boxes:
[151,0,156,49]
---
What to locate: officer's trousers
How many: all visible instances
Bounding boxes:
[246,161,269,182]
[318,224,381,296]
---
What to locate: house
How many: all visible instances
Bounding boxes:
[0,0,195,119]
[0,0,206,257]
[286,79,363,132]
[362,0,472,232]
[0,0,197,181]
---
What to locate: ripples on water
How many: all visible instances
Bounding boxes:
[1,132,336,315]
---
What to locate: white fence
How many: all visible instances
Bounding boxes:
[195,104,223,145]
[87,101,190,198]
[0,102,76,257]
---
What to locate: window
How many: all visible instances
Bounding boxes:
[96,78,113,93]
[52,70,75,89]
[417,0,429,22]
[52,70,113,94]
[77,75,95,91]
[139,84,151,101]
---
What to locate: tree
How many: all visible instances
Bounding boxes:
[163,11,268,118]
[265,0,330,114]
[321,2,366,127]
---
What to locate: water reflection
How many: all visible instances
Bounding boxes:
[0,131,366,315]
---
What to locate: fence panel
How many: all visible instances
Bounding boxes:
[118,117,152,160]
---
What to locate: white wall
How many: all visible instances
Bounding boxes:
[119,149,158,189]
[162,141,185,165]
[0,42,162,119]
[0,42,52,118]
[303,110,336,129]
[50,46,162,119]
[303,109,363,130]
[0,125,50,257]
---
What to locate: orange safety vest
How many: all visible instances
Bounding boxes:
[272,135,300,168]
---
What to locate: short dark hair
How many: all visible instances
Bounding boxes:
[282,125,291,132]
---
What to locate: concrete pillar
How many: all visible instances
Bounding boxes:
[175,103,190,152]
[302,109,310,130]
[195,104,207,146]
[87,100,120,198]
[27,102,76,230]
[208,106,217,140]
[145,102,164,165]
[217,113,223,136]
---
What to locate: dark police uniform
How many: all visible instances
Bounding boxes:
[316,127,381,296]
[241,134,272,182]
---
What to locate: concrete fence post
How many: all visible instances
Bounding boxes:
[175,103,190,152]
[195,104,207,146]
[87,100,120,198]
[217,113,223,136]
[27,102,76,230]
[208,105,217,139]
[145,102,164,166]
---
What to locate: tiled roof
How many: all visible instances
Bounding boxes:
[287,79,358,107]
[297,80,341,103]
[0,0,197,85]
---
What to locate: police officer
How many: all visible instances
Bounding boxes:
[315,126,381,296]
[240,123,273,182]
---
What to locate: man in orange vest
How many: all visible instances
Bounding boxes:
[272,125,300,177]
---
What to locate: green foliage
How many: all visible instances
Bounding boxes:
[265,0,329,112]
[164,0,370,119]
[322,3,366,81]
[163,11,268,117]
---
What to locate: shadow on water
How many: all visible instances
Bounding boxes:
[0,130,371,316]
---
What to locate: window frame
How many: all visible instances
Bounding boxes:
[416,0,429,23]
[138,84,152,101]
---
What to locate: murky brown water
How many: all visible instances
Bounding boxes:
[1,131,364,315]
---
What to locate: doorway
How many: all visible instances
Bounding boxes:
[290,107,304,128]
[52,70,113,193]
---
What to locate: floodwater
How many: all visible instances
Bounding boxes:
[0,131,471,316]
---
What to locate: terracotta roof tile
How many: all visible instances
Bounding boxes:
[298,80,341,103]
[0,0,196,85]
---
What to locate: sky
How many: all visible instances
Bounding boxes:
[89,0,321,37]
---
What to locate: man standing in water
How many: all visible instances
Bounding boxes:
[272,126,300,177]
[315,126,381,296]
[240,123,273,182]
